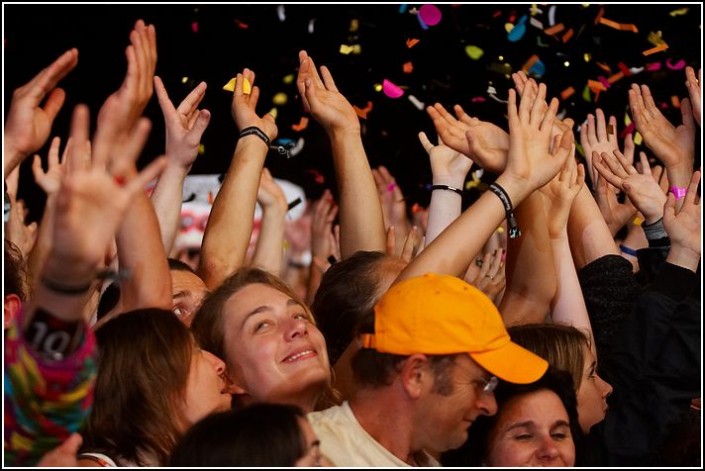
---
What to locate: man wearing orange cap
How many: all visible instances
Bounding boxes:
[307,273,549,466]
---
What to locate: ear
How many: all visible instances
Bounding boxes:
[399,354,431,400]
[4,294,22,330]
[225,372,248,395]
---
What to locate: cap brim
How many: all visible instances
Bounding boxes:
[470,341,548,384]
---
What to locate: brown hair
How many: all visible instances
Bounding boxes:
[4,239,27,301]
[508,323,590,390]
[191,267,313,372]
[81,309,194,466]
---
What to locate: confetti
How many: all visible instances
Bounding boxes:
[562,28,574,43]
[634,132,643,145]
[234,19,249,29]
[419,4,442,26]
[268,108,278,119]
[349,19,359,32]
[671,95,681,108]
[291,117,309,131]
[276,5,286,22]
[382,79,404,98]
[529,59,545,78]
[340,44,355,55]
[198,144,205,155]
[353,101,374,119]
[607,71,624,84]
[272,92,288,105]
[181,76,189,83]
[408,95,425,110]
[308,19,316,34]
[223,77,252,94]
[665,58,686,70]
[471,96,487,103]
[599,17,638,32]
[191,21,199,33]
[647,31,666,47]
[283,74,295,84]
[544,23,565,36]
[403,61,414,73]
[669,7,689,16]
[406,38,420,48]
[507,21,527,42]
[465,45,484,60]
[560,87,575,100]
[529,17,543,29]
[642,43,669,56]
[548,5,557,26]
[645,62,662,71]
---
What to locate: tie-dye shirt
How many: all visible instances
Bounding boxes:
[3,308,97,466]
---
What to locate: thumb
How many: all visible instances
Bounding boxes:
[190,109,211,140]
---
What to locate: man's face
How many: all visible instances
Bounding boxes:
[416,354,498,452]
[170,269,208,327]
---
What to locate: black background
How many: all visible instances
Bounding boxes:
[4,3,701,220]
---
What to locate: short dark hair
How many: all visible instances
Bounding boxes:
[169,403,307,467]
[311,251,389,365]
[168,257,197,274]
[4,239,27,301]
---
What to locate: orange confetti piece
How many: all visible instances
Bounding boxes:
[671,95,681,108]
[599,17,638,33]
[406,38,420,48]
[560,87,575,100]
[522,54,540,73]
[594,7,605,25]
[403,61,413,74]
[588,79,607,93]
[544,22,565,36]
[353,101,374,119]
[291,116,309,132]
[561,28,574,43]
[642,43,669,56]
[596,62,612,73]
[607,71,624,84]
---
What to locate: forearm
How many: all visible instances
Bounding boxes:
[116,188,172,310]
[567,186,620,269]
[3,139,25,179]
[499,191,556,326]
[665,244,700,273]
[27,194,58,286]
[425,175,465,245]
[150,164,189,254]
[251,206,286,275]
[550,234,594,338]
[329,130,386,258]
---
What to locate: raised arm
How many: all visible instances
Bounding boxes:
[251,168,289,275]
[398,80,572,281]
[198,67,277,289]
[296,50,385,258]
[684,66,701,127]
[4,48,78,178]
[150,77,211,254]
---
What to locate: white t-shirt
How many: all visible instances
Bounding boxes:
[307,401,440,467]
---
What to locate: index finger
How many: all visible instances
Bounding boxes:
[25,48,79,102]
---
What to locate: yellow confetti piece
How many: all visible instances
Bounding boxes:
[634,132,643,145]
[374,83,383,92]
[223,77,252,94]
[350,18,359,32]
[647,31,666,47]
[505,22,515,33]
[583,53,591,63]
[632,216,644,226]
[198,144,205,155]
[181,76,189,84]
[496,226,505,234]
[283,74,295,84]
[340,44,354,55]
[465,45,484,60]
[272,92,288,105]
[642,43,669,56]
[669,7,688,16]
[268,107,278,119]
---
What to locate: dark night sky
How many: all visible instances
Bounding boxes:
[3,3,702,220]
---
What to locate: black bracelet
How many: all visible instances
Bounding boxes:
[487,182,521,239]
[430,184,463,196]
[41,277,92,295]
[239,126,271,147]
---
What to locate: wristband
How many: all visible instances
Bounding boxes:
[41,277,92,295]
[669,186,687,200]
[239,127,296,158]
[487,183,521,239]
[619,244,638,257]
[430,184,463,196]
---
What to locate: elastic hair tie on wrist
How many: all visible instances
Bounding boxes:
[430,184,463,196]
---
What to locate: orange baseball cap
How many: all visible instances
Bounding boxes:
[361,273,548,384]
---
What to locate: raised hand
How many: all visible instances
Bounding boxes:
[685,66,701,127]
[464,248,506,306]
[231,67,278,140]
[591,151,637,235]
[310,189,340,263]
[628,83,695,177]
[256,168,288,213]
[372,165,409,233]
[663,169,701,257]
[541,157,585,238]
[593,150,667,225]
[512,71,575,142]
[579,108,634,190]
[94,19,157,171]
[154,76,211,170]
[4,48,78,178]
[419,131,473,184]
[296,50,359,135]
[31,136,68,195]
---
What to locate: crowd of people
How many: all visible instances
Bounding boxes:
[3,15,701,468]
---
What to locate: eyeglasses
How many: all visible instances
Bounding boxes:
[477,375,499,394]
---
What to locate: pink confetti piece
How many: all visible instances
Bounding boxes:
[597,76,611,89]
[191,21,199,33]
[382,79,404,99]
[419,4,442,26]
[665,58,686,70]
[471,96,487,103]
[646,62,662,71]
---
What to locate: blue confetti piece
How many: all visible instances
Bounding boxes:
[508,22,527,42]
[529,59,545,78]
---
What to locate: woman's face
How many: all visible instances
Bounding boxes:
[485,389,576,467]
[223,283,330,408]
[294,417,323,467]
[576,345,613,433]
[181,348,232,429]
